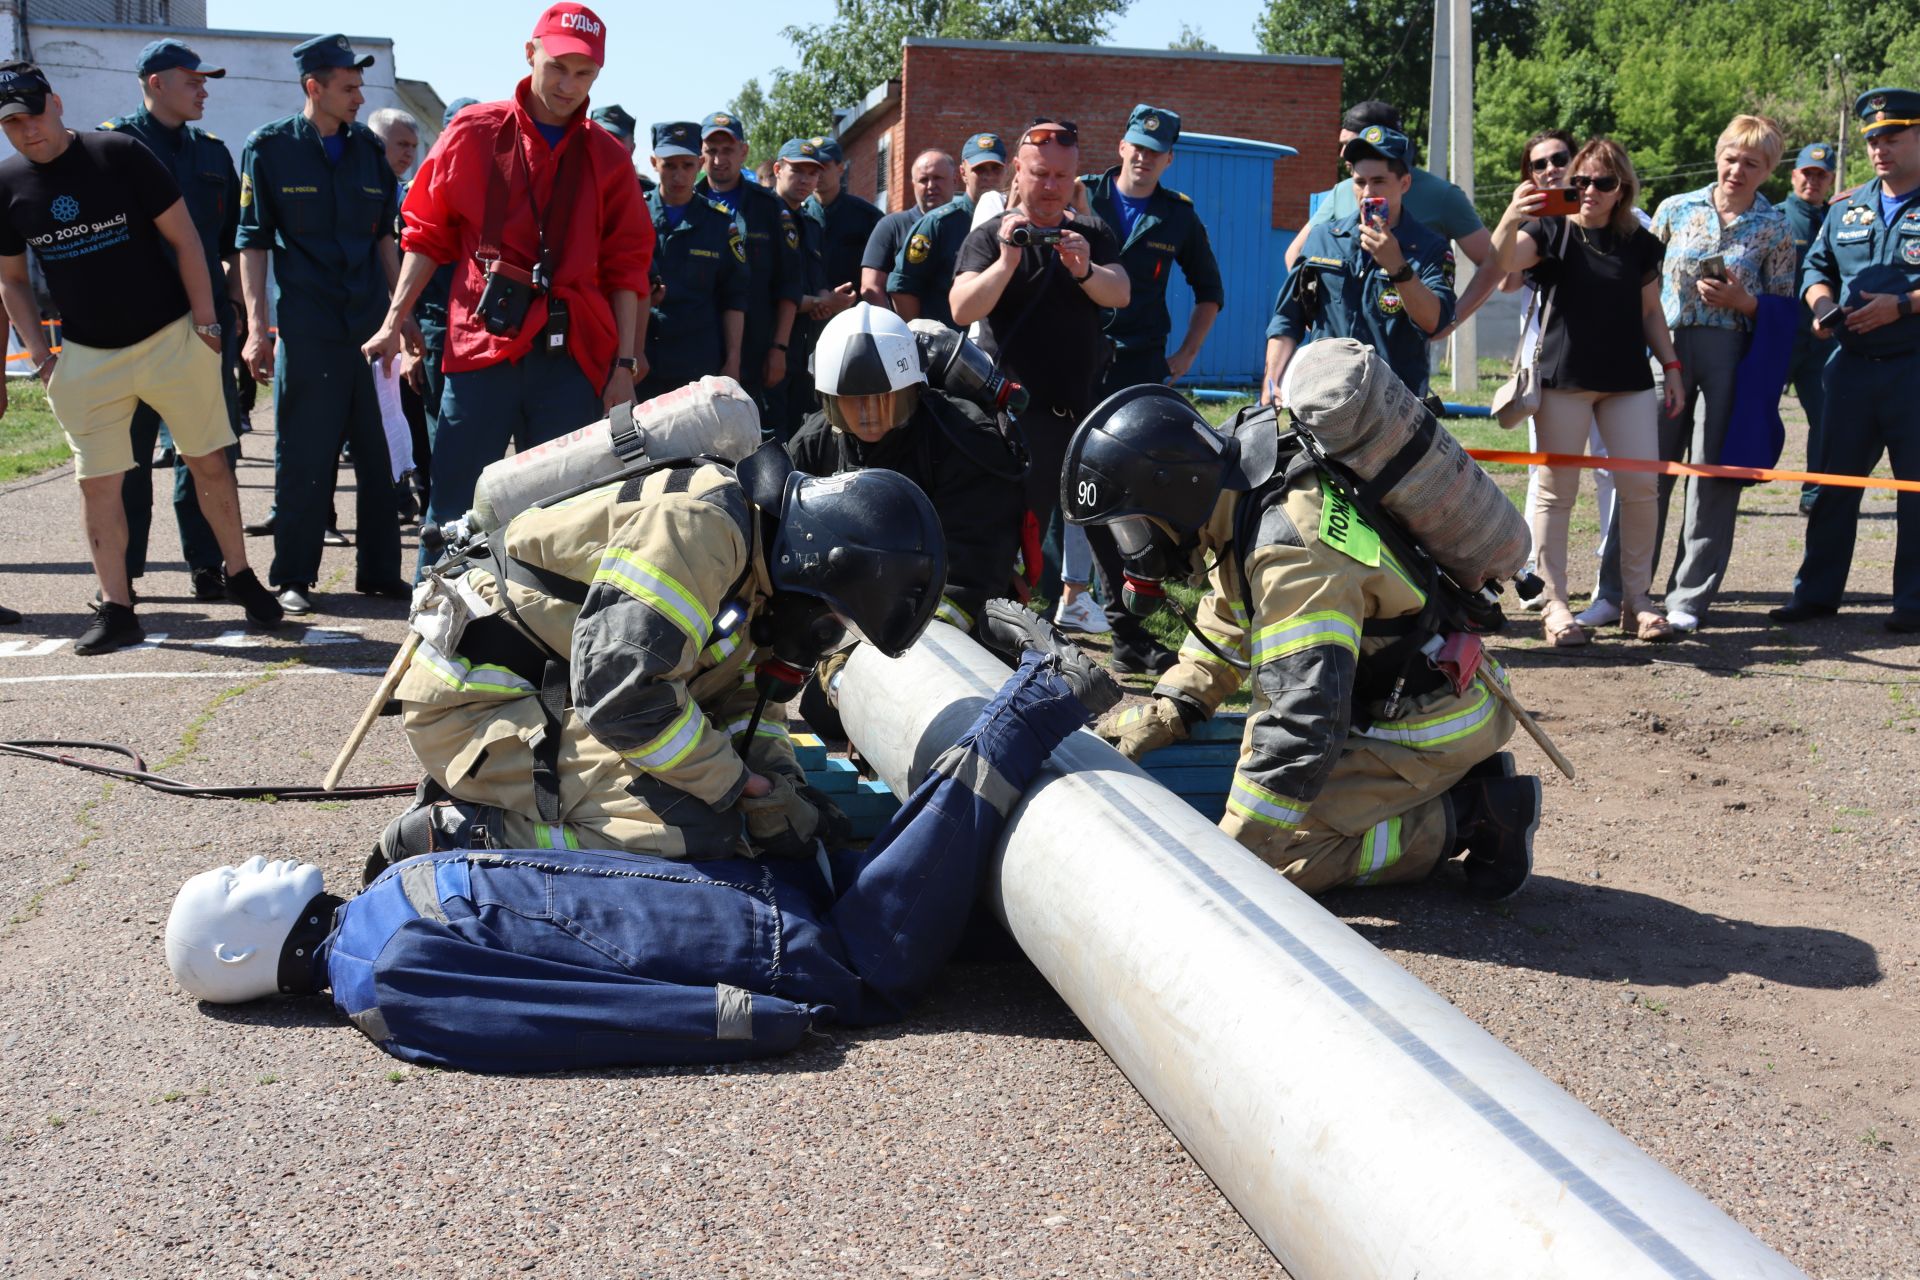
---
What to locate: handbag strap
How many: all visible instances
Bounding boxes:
[1514,218,1572,372]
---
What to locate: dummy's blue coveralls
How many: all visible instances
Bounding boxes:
[299,652,1087,1072]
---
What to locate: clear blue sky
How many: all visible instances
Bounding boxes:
[207,1,1269,139]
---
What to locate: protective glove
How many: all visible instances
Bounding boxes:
[1094,696,1192,762]
[981,597,1122,717]
[740,772,851,858]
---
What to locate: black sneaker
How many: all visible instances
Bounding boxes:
[1768,600,1837,624]
[0,603,21,626]
[276,583,316,616]
[224,567,284,628]
[74,602,145,655]
[322,527,351,547]
[243,515,274,537]
[1450,774,1542,902]
[190,566,226,601]
[1887,612,1920,635]
[355,577,414,599]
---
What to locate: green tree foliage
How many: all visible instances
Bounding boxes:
[733,0,1133,165]
[1474,0,1917,221]
[1170,23,1219,52]
[1254,0,1539,144]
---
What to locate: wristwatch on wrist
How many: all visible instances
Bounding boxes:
[1073,262,1095,284]
[193,321,222,339]
[1900,293,1915,319]
[613,356,638,372]
[1386,263,1415,284]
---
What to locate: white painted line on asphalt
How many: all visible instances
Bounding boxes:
[0,637,68,657]
[0,665,385,686]
[0,626,369,661]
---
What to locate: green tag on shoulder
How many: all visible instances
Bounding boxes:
[1316,476,1381,566]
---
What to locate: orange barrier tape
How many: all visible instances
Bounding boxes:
[5,344,60,363]
[1464,448,1920,495]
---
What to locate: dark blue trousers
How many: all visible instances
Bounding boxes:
[269,336,399,589]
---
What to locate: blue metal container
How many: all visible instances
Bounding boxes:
[1159,132,1297,389]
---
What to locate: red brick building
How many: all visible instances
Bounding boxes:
[835,38,1343,231]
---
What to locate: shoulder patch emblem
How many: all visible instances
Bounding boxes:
[1903,238,1920,265]
[1172,188,1191,204]
[729,224,747,264]
[1377,287,1405,315]
[782,216,798,249]
[239,171,252,208]
[906,232,932,264]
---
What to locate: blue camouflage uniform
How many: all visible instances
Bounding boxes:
[637,121,748,401]
[888,131,1005,328]
[696,111,802,432]
[101,45,242,588]
[1785,142,1838,507]
[1783,89,1920,628]
[236,34,400,593]
[1268,126,1456,398]
[298,651,1090,1072]
[776,137,831,439]
[1083,105,1225,393]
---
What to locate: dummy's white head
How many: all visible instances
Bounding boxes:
[165,856,324,1003]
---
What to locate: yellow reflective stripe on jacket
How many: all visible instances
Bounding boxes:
[727,717,791,744]
[1225,772,1306,829]
[623,698,708,771]
[1350,815,1402,885]
[934,597,973,630]
[592,548,713,645]
[415,641,537,697]
[1250,610,1360,665]
[1355,683,1496,748]
[534,823,580,850]
[703,628,743,665]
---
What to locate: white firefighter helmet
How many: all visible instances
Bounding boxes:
[813,303,925,439]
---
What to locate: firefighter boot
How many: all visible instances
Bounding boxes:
[1447,771,1542,902]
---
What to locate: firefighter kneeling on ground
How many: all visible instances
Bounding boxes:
[374,440,946,873]
[1061,342,1543,899]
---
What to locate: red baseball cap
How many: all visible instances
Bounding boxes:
[532,3,607,66]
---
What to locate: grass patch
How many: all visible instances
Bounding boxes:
[0,379,67,482]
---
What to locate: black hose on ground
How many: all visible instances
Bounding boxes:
[0,739,415,800]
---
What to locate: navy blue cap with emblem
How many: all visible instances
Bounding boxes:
[1856,87,1920,138]
[961,132,1007,165]
[701,111,744,142]
[777,137,824,166]
[293,34,375,75]
[1793,142,1835,173]
[590,104,636,139]
[651,121,700,159]
[137,39,224,80]
[0,61,51,120]
[809,135,844,165]
[1342,124,1413,167]
[1123,104,1181,153]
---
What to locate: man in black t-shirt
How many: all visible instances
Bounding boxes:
[0,61,280,654]
[951,119,1137,659]
[859,149,955,307]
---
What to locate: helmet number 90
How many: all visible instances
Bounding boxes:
[1076,480,1099,509]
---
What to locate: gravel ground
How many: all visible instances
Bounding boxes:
[1,402,1914,1278]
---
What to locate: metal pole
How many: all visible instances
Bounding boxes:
[840,624,1810,1280]
[1448,0,1479,394]
[1427,0,1450,174]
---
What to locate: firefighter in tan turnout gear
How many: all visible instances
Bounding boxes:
[379,442,946,869]
[1062,340,1543,899]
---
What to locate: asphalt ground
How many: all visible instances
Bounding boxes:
[2,401,1917,1278]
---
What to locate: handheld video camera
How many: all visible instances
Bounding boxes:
[1009,225,1067,249]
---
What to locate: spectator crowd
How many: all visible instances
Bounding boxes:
[1,0,1916,656]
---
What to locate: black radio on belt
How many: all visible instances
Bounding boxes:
[541,294,570,352]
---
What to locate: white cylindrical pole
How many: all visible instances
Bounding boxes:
[841,624,1806,1280]
[1448,0,1479,394]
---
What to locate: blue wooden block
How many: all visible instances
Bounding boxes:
[856,778,897,799]
[1189,715,1248,743]
[808,756,860,794]
[1142,765,1237,793]
[1141,742,1242,767]
[791,733,828,771]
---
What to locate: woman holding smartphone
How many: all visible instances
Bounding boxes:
[1489,138,1682,646]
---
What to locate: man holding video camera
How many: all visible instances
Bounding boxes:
[361,3,653,572]
[951,117,1128,606]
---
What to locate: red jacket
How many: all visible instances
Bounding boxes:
[401,80,653,391]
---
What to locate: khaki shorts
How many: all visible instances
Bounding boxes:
[47,313,234,479]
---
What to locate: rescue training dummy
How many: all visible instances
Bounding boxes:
[789,304,1027,639]
[1062,337,1544,899]
[382,431,946,868]
[164,605,1121,1072]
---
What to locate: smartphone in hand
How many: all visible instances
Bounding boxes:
[1361,196,1388,229]
[1699,253,1728,282]
[1811,296,1844,330]
[1537,187,1581,217]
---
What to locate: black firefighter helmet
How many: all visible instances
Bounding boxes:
[1060,384,1276,581]
[739,442,947,667]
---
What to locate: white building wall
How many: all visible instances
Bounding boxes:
[23,22,424,155]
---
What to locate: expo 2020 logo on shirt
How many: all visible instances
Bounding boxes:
[50,195,79,223]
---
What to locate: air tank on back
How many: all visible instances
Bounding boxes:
[1283,337,1529,587]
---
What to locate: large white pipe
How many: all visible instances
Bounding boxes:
[841,624,1805,1280]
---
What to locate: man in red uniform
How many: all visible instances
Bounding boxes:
[361,2,653,564]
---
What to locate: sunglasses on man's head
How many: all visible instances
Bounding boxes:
[1023,117,1078,146]
[1530,151,1571,172]
[1570,173,1621,192]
